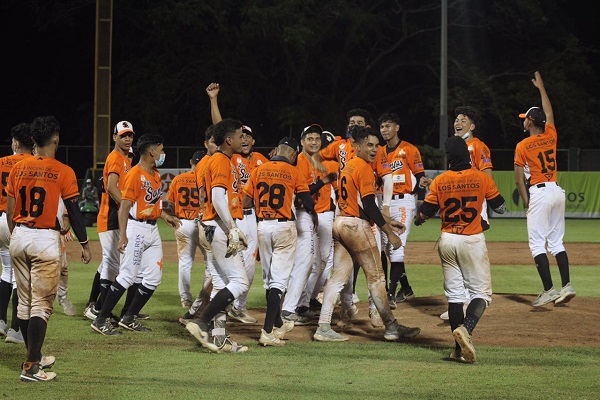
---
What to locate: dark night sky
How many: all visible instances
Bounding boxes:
[2,2,599,153]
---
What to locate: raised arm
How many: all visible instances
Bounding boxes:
[531,71,553,125]
[206,82,223,124]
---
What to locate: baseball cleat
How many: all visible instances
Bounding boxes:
[40,355,56,370]
[228,306,258,324]
[452,325,476,363]
[313,327,349,342]
[119,315,151,331]
[554,283,576,306]
[273,320,294,340]
[186,320,220,352]
[259,329,285,347]
[448,350,467,363]
[19,362,56,383]
[532,288,560,307]
[91,318,123,336]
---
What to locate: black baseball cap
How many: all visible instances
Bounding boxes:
[191,150,204,163]
[519,107,546,125]
[278,137,300,152]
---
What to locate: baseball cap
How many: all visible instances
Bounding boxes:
[321,130,335,146]
[86,178,92,183]
[278,137,300,152]
[302,124,323,137]
[242,125,253,136]
[114,121,135,136]
[191,150,204,163]
[519,107,546,125]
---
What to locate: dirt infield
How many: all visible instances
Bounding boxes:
[76,241,600,348]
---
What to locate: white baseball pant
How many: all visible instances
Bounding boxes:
[527,182,566,257]
[175,218,202,304]
[382,194,416,262]
[281,209,315,314]
[257,220,297,292]
[115,220,163,291]
[438,231,491,306]
[0,213,16,287]
[300,210,334,308]
[200,219,249,299]
[233,209,258,310]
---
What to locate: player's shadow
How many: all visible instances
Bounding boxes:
[499,293,553,313]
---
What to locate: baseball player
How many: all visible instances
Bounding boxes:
[415,135,506,363]
[439,105,494,321]
[185,118,250,353]
[514,71,576,307]
[167,150,204,308]
[179,125,218,323]
[0,123,34,344]
[312,115,394,328]
[243,137,317,346]
[306,130,340,312]
[7,116,92,382]
[314,126,420,342]
[206,82,268,324]
[84,121,134,321]
[92,134,181,335]
[289,124,337,321]
[378,113,427,306]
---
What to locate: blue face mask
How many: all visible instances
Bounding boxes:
[155,153,166,167]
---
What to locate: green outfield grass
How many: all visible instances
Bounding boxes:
[1,219,598,398]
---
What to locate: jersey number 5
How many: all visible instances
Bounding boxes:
[443,196,477,223]
[18,186,46,217]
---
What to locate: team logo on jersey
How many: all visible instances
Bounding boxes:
[141,175,162,205]
[236,158,250,184]
[231,163,240,193]
[390,160,405,171]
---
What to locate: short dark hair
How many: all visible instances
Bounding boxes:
[377,112,401,126]
[204,124,216,143]
[346,108,374,127]
[213,118,242,146]
[11,122,34,149]
[351,125,379,144]
[136,133,164,155]
[454,106,481,127]
[30,116,60,147]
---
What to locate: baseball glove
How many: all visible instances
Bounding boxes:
[225,226,248,258]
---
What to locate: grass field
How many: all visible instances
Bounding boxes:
[1,219,598,399]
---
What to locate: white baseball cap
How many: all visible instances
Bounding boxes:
[114,121,135,136]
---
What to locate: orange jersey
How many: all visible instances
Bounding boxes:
[383,140,425,195]
[0,153,33,212]
[97,149,132,232]
[202,151,243,221]
[425,168,501,235]
[6,156,79,229]
[296,152,336,213]
[232,152,269,186]
[166,170,201,220]
[467,137,493,171]
[514,123,558,185]
[337,157,377,219]
[121,165,163,221]
[195,154,211,213]
[319,138,356,171]
[244,158,310,220]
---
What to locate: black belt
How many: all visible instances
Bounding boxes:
[243,209,254,215]
[392,194,405,200]
[128,215,157,225]
[257,217,294,222]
